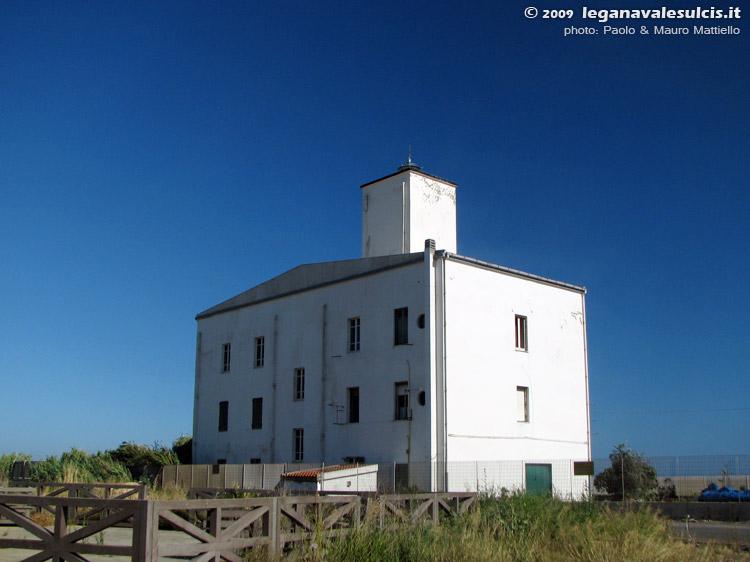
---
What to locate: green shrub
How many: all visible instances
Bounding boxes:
[0,453,32,483]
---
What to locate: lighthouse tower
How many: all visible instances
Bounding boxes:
[360,158,457,258]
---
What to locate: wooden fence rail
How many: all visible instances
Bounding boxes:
[0,491,475,561]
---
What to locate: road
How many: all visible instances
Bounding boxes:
[671,520,750,546]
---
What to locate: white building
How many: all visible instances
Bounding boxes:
[192,161,591,494]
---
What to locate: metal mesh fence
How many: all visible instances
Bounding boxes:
[592,454,750,498]
[160,455,750,498]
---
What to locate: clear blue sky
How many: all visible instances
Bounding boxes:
[1,1,747,461]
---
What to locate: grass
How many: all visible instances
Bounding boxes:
[244,492,749,562]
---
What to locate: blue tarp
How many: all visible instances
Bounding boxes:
[699,482,750,502]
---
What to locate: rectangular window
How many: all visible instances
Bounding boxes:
[222,343,231,372]
[348,387,360,423]
[252,397,263,429]
[293,428,304,461]
[395,382,410,420]
[218,401,228,432]
[517,386,529,422]
[515,315,528,351]
[250,458,261,464]
[348,317,360,352]
[254,337,265,368]
[294,368,305,401]
[394,307,408,345]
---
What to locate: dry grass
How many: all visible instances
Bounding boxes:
[29,510,55,527]
[146,484,189,501]
[244,494,750,562]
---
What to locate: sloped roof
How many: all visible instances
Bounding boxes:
[196,252,424,320]
[282,465,360,480]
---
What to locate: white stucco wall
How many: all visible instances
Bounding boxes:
[319,465,379,492]
[362,171,456,258]
[193,259,434,466]
[407,174,456,254]
[438,257,590,464]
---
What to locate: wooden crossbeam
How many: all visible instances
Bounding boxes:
[0,503,52,540]
[280,504,314,531]
[223,506,269,538]
[321,499,356,530]
[410,499,433,522]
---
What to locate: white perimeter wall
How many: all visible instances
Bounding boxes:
[319,465,379,492]
[441,258,590,463]
[193,260,433,465]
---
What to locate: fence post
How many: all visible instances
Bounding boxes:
[132,500,152,562]
[267,497,279,555]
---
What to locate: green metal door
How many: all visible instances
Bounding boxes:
[525,463,552,495]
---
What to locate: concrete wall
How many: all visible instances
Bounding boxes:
[362,170,456,258]
[320,465,379,492]
[193,260,432,465]
[439,256,590,465]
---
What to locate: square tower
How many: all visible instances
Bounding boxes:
[361,162,457,257]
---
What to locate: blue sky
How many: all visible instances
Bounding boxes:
[1,1,747,460]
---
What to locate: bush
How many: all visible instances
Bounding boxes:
[594,443,658,500]
[0,453,32,483]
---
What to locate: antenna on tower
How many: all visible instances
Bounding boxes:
[398,146,421,172]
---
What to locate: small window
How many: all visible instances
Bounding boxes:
[218,401,229,432]
[250,458,261,464]
[517,386,529,422]
[222,343,231,372]
[348,317,360,352]
[294,368,305,401]
[394,307,408,345]
[395,382,410,420]
[252,397,263,429]
[254,337,265,368]
[348,387,360,423]
[293,428,304,461]
[417,314,425,329]
[344,456,365,464]
[515,315,528,351]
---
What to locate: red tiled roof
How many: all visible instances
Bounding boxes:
[282,465,358,479]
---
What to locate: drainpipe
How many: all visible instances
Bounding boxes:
[271,315,278,462]
[434,250,449,491]
[407,359,412,487]
[320,304,328,461]
[581,293,592,496]
[401,181,407,253]
[192,331,201,464]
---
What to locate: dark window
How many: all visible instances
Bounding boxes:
[417,314,425,329]
[222,343,231,372]
[395,382,410,420]
[293,428,304,461]
[348,317,360,352]
[294,368,305,400]
[418,390,426,406]
[515,315,528,351]
[250,458,261,464]
[218,401,228,432]
[252,397,263,429]
[348,387,360,423]
[254,337,265,367]
[394,307,408,345]
[344,456,365,464]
